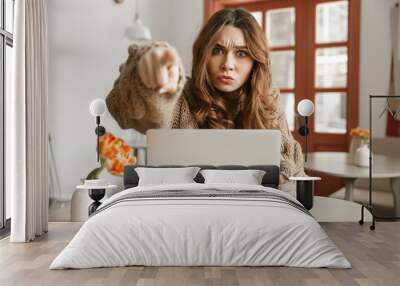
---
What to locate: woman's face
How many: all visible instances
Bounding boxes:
[206,25,255,95]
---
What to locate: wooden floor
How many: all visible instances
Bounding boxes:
[0,222,399,286]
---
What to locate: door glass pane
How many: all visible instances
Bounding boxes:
[280,93,295,131]
[316,0,348,43]
[271,50,295,89]
[251,11,262,27]
[315,92,346,134]
[266,7,295,47]
[6,0,14,33]
[315,47,347,88]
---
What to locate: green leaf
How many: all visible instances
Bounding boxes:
[100,157,106,167]
[85,166,104,180]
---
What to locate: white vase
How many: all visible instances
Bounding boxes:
[349,138,362,164]
[354,144,370,168]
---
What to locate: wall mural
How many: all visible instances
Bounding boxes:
[105,8,307,182]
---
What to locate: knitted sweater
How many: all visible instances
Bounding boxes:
[106,42,305,184]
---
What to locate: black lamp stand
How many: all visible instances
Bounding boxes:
[95,116,106,162]
[88,116,106,216]
[298,116,309,162]
[88,188,106,216]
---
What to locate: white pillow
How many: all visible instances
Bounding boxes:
[200,169,266,185]
[135,167,201,186]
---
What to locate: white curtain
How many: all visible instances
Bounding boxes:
[9,0,49,242]
[389,4,400,123]
[390,5,400,95]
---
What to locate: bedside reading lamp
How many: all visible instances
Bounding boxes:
[86,99,112,216]
[297,99,315,163]
[290,99,320,210]
[89,99,107,162]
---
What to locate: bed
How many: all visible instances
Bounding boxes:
[50,130,350,269]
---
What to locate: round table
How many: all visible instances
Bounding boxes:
[304,152,400,214]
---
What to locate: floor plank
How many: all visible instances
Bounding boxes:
[0,222,399,286]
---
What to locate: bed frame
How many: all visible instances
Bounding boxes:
[124,129,282,189]
[145,129,281,166]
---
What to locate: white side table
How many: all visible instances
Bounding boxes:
[71,184,117,222]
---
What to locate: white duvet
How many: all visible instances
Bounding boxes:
[50,183,351,269]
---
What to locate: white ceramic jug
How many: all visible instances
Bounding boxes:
[354,144,370,167]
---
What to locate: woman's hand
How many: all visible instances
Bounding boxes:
[138,46,180,94]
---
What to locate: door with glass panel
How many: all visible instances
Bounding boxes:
[206,0,359,154]
[308,0,358,152]
[262,1,301,139]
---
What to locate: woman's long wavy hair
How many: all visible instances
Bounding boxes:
[191,8,279,129]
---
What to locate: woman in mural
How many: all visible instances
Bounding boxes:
[106,8,305,185]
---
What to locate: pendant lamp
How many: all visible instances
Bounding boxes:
[124,0,151,41]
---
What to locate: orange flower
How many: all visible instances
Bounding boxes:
[120,144,132,154]
[127,157,137,165]
[350,127,369,140]
[110,159,124,176]
[103,147,117,159]
[98,132,137,177]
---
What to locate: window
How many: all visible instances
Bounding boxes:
[205,0,360,152]
[1,0,14,231]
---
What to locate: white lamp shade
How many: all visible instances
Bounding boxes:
[125,18,152,41]
[89,99,106,117]
[297,99,315,117]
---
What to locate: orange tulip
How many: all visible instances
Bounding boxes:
[350,127,369,140]
[97,132,137,177]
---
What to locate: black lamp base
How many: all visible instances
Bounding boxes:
[88,188,106,216]
[296,180,314,210]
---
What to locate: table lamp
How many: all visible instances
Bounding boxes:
[297,99,315,162]
[89,99,107,162]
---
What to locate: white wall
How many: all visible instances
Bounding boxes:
[168,0,204,72]
[359,0,397,137]
[47,0,394,200]
[47,0,203,200]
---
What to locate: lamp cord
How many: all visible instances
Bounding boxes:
[135,0,139,20]
[48,133,63,200]
[97,124,99,162]
[96,116,100,162]
[305,116,308,163]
